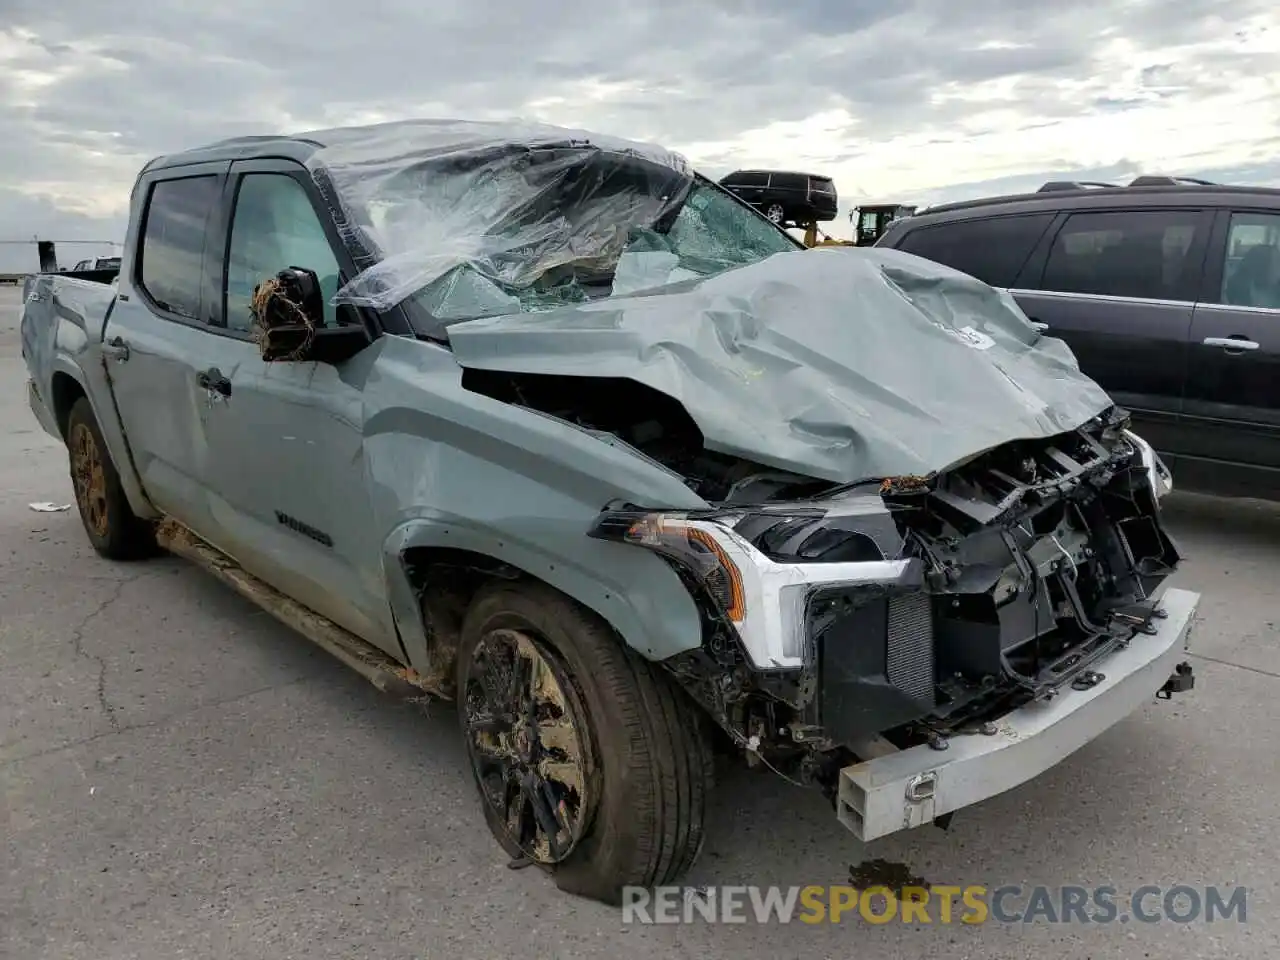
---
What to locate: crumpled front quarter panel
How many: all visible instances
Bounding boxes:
[363,335,707,668]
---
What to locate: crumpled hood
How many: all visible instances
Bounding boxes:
[445,245,1116,485]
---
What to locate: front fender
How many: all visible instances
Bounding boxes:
[381,514,704,676]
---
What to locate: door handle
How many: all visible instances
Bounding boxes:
[1029,320,1049,332]
[101,335,130,362]
[196,367,232,396]
[1202,336,1260,353]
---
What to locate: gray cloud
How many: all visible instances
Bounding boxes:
[2,0,1278,267]
[0,191,123,271]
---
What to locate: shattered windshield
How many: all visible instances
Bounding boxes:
[408,173,800,331]
[306,127,799,337]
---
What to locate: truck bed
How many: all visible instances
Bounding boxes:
[21,272,122,449]
[21,272,119,383]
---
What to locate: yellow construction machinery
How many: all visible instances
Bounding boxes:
[851,203,917,244]
[798,203,918,249]
[800,222,857,248]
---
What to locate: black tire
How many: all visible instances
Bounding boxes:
[764,202,786,225]
[65,396,156,560]
[456,580,713,905]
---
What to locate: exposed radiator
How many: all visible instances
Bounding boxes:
[886,592,936,706]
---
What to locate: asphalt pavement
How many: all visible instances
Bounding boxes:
[2,285,1278,959]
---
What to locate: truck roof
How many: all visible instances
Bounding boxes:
[143,119,687,176]
[144,134,325,172]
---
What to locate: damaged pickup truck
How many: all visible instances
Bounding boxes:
[21,118,1199,905]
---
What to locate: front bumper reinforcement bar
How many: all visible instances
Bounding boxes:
[836,587,1200,842]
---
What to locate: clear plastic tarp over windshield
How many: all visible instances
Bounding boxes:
[303,119,798,329]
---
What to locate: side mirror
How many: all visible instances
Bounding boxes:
[251,266,371,364]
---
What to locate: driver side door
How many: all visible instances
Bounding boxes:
[197,159,398,655]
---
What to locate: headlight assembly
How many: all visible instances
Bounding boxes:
[588,507,922,669]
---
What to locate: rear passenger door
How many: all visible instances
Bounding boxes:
[766,172,807,220]
[1182,209,1280,496]
[1009,208,1212,456]
[103,164,229,535]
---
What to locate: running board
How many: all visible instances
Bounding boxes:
[154,518,443,700]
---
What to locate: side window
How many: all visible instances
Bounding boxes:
[667,184,798,262]
[896,214,1054,288]
[1041,210,1201,301]
[138,175,221,321]
[725,172,767,188]
[770,173,806,191]
[224,173,342,333]
[1217,212,1280,309]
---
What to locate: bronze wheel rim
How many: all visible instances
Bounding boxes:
[69,422,109,538]
[463,628,593,865]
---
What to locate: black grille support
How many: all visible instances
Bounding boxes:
[815,589,938,744]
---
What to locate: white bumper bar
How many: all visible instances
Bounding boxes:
[836,586,1199,842]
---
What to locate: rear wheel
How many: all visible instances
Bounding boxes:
[65,396,155,560]
[456,581,713,904]
[765,202,786,224]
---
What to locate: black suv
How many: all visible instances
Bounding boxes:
[719,169,838,225]
[876,176,1280,502]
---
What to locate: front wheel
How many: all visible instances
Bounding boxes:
[456,581,713,904]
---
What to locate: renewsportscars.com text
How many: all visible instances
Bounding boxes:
[621,884,1248,925]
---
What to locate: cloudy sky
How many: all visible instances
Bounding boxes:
[2,0,1279,270]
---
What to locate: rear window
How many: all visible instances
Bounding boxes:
[809,177,836,194]
[894,214,1055,288]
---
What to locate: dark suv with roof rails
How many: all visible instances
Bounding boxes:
[876,175,1280,502]
[718,169,838,226]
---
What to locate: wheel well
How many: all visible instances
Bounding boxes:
[400,546,527,694]
[50,372,86,439]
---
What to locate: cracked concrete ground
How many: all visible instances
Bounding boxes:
[3,286,1278,959]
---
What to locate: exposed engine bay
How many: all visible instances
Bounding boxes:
[463,367,1182,802]
[461,369,840,503]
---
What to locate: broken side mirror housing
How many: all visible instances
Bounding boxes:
[252,266,371,364]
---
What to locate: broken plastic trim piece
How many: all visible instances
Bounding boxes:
[588,508,922,669]
[1156,661,1195,699]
